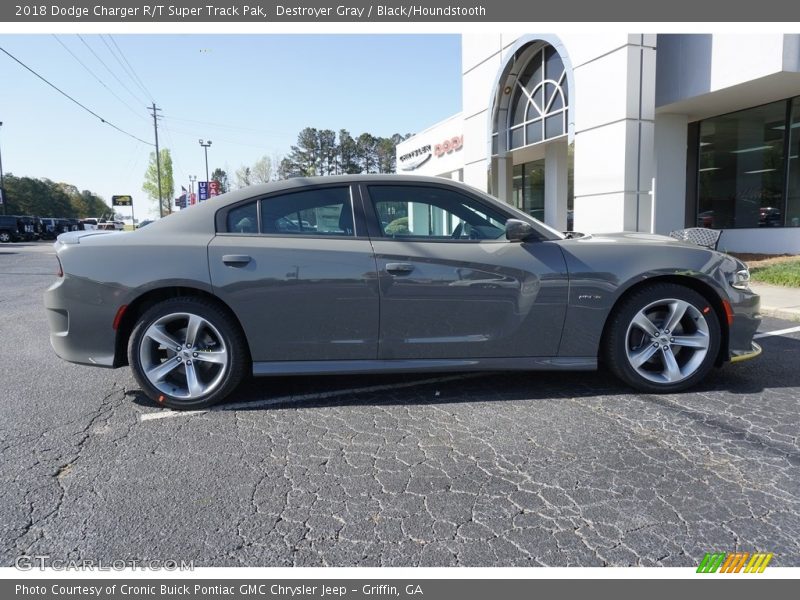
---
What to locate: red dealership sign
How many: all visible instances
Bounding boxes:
[434,135,463,157]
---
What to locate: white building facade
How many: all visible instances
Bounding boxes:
[396,34,800,253]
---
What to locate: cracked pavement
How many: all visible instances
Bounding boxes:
[1,243,799,567]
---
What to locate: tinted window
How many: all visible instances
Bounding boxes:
[369,185,508,240]
[260,187,353,236]
[227,202,258,233]
[698,100,787,228]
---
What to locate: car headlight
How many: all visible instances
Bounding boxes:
[731,268,750,290]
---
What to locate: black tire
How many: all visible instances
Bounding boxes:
[603,283,721,393]
[0,231,11,243]
[128,297,248,410]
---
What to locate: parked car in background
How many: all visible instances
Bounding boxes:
[0,215,22,243]
[40,218,74,239]
[40,218,59,240]
[136,219,154,229]
[55,218,73,235]
[97,219,125,231]
[44,175,762,410]
[16,216,39,241]
[79,218,98,231]
[759,206,781,227]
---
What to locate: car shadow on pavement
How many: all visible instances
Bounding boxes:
[128,332,799,413]
[126,326,799,407]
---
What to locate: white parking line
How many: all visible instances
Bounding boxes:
[754,325,800,340]
[139,373,484,422]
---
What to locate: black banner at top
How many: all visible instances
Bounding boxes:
[3,0,800,22]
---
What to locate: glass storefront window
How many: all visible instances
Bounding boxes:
[697,99,790,228]
[787,97,800,227]
[512,160,545,222]
[507,44,568,151]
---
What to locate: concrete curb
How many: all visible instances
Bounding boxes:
[750,282,800,323]
[759,306,800,322]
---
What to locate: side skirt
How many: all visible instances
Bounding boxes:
[252,357,597,377]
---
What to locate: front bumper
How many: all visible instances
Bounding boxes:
[731,342,762,363]
[726,286,761,362]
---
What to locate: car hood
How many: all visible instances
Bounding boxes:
[567,231,688,246]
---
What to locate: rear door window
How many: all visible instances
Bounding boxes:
[260,187,353,236]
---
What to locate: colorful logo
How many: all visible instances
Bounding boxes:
[697,552,773,573]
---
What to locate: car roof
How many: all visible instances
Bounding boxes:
[135,175,493,235]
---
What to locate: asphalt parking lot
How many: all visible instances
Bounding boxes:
[1,242,799,567]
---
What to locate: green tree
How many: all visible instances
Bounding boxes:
[2,174,110,217]
[318,129,337,175]
[277,157,300,180]
[376,137,397,173]
[142,148,175,216]
[337,129,360,174]
[285,127,321,176]
[357,133,378,173]
[211,168,229,194]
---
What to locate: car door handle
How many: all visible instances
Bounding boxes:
[385,262,414,275]
[222,254,252,266]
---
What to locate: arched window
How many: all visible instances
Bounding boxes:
[505,45,569,151]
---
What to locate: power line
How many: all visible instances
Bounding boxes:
[0,45,153,146]
[163,125,277,150]
[51,35,146,122]
[159,121,187,190]
[162,115,288,137]
[77,34,148,107]
[103,35,155,103]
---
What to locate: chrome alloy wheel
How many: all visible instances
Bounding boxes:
[624,298,710,385]
[139,312,229,400]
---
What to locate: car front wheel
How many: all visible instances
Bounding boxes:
[128,297,248,410]
[604,283,721,393]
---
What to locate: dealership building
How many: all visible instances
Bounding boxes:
[396,34,800,253]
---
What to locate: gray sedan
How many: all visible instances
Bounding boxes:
[44,175,761,410]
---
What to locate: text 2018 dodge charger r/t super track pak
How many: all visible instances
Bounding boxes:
[44,175,761,410]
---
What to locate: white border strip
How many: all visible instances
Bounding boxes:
[4,565,800,579]
[754,325,800,339]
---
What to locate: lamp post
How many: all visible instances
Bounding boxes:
[198,139,212,185]
[0,121,5,215]
[189,175,196,206]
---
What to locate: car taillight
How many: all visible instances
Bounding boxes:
[56,256,63,277]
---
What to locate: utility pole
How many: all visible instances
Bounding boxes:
[199,139,212,186]
[149,103,163,218]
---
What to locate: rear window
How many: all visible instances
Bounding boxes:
[227,202,258,234]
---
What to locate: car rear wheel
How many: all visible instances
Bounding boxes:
[604,283,721,393]
[128,297,248,410]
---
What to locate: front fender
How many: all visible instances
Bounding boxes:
[555,238,733,358]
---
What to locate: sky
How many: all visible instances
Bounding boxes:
[0,34,462,220]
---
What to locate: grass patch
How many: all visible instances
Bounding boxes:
[750,259,800,287]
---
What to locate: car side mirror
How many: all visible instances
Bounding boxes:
[505,219,537,242]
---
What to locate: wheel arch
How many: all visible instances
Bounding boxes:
[599,275,730,366]
[113,286,250,368]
